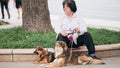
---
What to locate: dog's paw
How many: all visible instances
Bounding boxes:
[33,61,39,64]
[92,59,105,64]
[44,63,54,68]
[33,62,36,64]
[40,64,46,66]
[44,65,53,68]
[33,61,37,64]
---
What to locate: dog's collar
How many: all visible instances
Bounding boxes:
[56,54,66,59]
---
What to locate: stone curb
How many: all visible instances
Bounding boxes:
[0,44,120,62]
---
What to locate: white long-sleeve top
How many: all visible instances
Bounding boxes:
[54,13,87,36]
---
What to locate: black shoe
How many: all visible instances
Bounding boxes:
[8,16,10,19]
[89,54,101,60]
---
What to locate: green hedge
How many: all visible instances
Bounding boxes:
[0,27,120,48]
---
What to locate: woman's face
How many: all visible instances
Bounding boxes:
[63,4,72,16]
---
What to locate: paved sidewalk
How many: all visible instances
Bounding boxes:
[0,0,120,31]
[0,0,22,28]
[0,56,120,68]
[84,18,120,31]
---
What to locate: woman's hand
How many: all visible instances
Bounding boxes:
[60,31,68,36]
[75,28,80,34]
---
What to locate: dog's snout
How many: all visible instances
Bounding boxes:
[34,51,38,55]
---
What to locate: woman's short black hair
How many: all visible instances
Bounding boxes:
[63,0,77,13]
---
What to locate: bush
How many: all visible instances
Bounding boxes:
[0,27,120,48]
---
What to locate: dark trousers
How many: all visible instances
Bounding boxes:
[56,32,95,55]
[0,1,10,19]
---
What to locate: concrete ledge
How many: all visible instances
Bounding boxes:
[95,44,120,58]
[0,44,120,62]
[0,49,13,62]
[13,49,36,62]
[13,49,34,55]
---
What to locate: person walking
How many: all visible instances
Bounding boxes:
[14,0,22,19]
[0,0,10,19]
[54,0,101,59]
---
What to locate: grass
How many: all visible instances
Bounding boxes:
[0,20,9,25]
[0,27,56,48]
[0,27,120,48]
[89,28,120,45]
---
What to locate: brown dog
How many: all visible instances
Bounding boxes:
[44,41,105,67]
[34,46,55,64]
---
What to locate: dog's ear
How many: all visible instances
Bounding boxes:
[61,41,68,51]
[35,46,43,50]
[38,46,43,50]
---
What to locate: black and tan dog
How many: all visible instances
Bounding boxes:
[44,41,105,67]
[33,46,55,64]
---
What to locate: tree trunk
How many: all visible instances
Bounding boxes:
[22,0,52,32]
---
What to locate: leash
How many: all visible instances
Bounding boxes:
[67,41,73,62]
[67,30,76,62]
